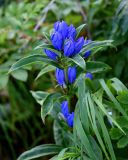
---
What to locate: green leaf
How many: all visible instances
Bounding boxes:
[77,74,89,133]
[35,43,61,57]
[117,90,128,105]
[96,111,116,160]
[75,112,97,160]
[89,136,103,160]
[86,93,109,160]
[93,95,125,134]
[117,136,128,148]
[86,61,111,73]
[36,65,55,80]
[76,24,86,38]
[100,79,127,117]
[110,128,123,140]
[116,116,128,128]
[42,32,51,42]
[111,78,127,92]
[80,40,114,56]
[70,54,86,70]
[9,55,59,73]
[41,93,61,123]
[17,144,63,160]
[11,69,28,82]
[30,91,49,105]
[0,73,8,89]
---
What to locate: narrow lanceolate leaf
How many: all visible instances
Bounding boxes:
[36,65,55,80]
[75,113,97,160]
[86,93,109,160]
[35,43,61,57]
[9,55,59,73]
[86,61,111,73]
[80,40,114,56]
[41,93,61,123]
[99,79,127,117]
[93,96,125,134]
[96,111,116,160]
[76,24,86,38]
[17,144,63,160]
[70,54,86,70]
[42,32,51,42]
[77,74,89,133]
[110,77,128,92]
[30,91,49,105]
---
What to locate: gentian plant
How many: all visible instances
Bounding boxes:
[9,21,128,160]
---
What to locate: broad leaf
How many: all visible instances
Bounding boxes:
[17,144,63,160]
[80,40,114,56]
[9,55,59,73]
[117,136,128,148]
[70,54,86,70]
[76,24,86,38]
[86,61,111,73]
[11,69,28,82]
[30,91,49,105]
[36,65,55,80]
[41,93,61,123]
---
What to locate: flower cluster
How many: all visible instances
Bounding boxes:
[55,66,76,86]
[61,101,74,128]
[43,21,93,128]
[44,21,92,60]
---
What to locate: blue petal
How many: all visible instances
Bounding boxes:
[67,112,74,128]
[44,49,58,60]
[51,31,63,51]
[61,101,69,118]
[74,37,84,54]
[55,68,65,86]
[68,66,76,84]
[64,38,75,57]
[84,50,91,58]
[85,72,93,80]
[67,24,76,39]
[54,21,68,39]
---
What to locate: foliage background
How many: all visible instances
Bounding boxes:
[0,0,128,159]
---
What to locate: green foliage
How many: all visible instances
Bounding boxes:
[1,0,128,160]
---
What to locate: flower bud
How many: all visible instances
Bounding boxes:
[64,38,75,57]
[74,37,84,54]
[67,24,76,39]
[55,68,65,86]
[67,112,74,128]
[84,39,92,58]
[51,31,63,51]
[54,21,68,39]
[44,49,58,61]
[85,72,93,80]
[84,50,91,59]
[61,101,69,119]
[68,66,76,84]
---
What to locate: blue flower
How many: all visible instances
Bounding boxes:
[64,38,75,57]
[51,31,63,51]
[44,49,58,61]
[67,24,76,39]
[84,50,91,58]
[61,101,69,119]
[84,39,92,58]
[67,112,74,128]
[55,68,65,86]
[54,21,68,39]
[74,37,84,54]
[68,66,76,84]
[85,72,93,80]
